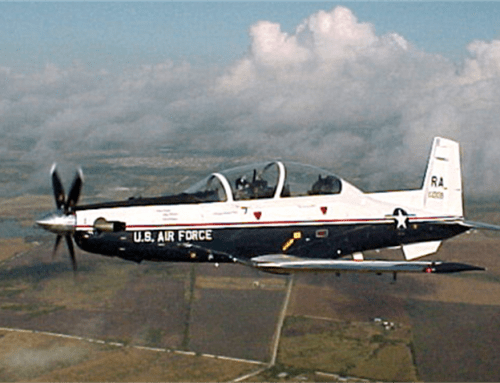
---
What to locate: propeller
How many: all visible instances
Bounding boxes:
[37,164,84,272]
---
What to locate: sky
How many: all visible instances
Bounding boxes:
[2,2,500,197]
[1,2,500,70]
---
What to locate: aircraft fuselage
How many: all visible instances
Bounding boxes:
[73,191,467,264]
[39,139,489,275]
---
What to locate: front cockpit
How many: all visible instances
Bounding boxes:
[184,161,346,203]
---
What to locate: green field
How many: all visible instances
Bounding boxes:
[276,316,416,381]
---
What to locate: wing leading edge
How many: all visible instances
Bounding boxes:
[248,254,484,275]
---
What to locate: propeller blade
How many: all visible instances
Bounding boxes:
[51,164,66,211]
[53,234,63,259]
[65,234,77,272]
[66,169,83,212]
[43,165,83,272]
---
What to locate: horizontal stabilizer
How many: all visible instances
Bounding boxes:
[249,254,483,275]
[461,221,500,231]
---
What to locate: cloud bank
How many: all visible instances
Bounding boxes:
[2,6,500,196]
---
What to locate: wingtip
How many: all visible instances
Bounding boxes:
[432,262,485,273]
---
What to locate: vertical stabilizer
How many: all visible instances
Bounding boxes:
[422,137,463,216]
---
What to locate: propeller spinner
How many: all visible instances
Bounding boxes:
[36,164,84,272]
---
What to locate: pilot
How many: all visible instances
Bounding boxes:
[235,175,252,200]
[236,175,250,190]
[310,175,338,195]
[250,169,273,198]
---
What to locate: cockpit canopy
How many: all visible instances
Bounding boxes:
[184,161,343,203]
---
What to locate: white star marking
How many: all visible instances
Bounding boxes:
[394,210,408,229]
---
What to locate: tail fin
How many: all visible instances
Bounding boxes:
[422,137,463,216]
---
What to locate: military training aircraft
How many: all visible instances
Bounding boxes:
[37,137,500,278]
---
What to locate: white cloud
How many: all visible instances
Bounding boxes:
[250,21,310,67]
[210,7,500,195]
[462,40,500,83]
[2,6,500,197]
[300,7,378,60]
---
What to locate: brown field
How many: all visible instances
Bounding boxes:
[1,233,500,381]
[0,245,287,360]
[0,330,257,382]
[0,238,37,262]
[407,300,500,382]
[0,195,53,227]
[195,275,287,291]
[0,239,287,381]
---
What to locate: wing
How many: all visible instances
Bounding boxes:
[245,254,484,275]
[176,240,484,276]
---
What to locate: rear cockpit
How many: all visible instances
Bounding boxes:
[185,161,346,203]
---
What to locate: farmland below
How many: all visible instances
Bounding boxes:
[0,152,500,381]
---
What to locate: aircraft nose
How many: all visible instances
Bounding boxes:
[36,212,76,234]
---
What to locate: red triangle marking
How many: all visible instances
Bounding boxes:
[320,206,328,215]
[254,211,262,220]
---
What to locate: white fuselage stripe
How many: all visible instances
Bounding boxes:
[75,216,461,231]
